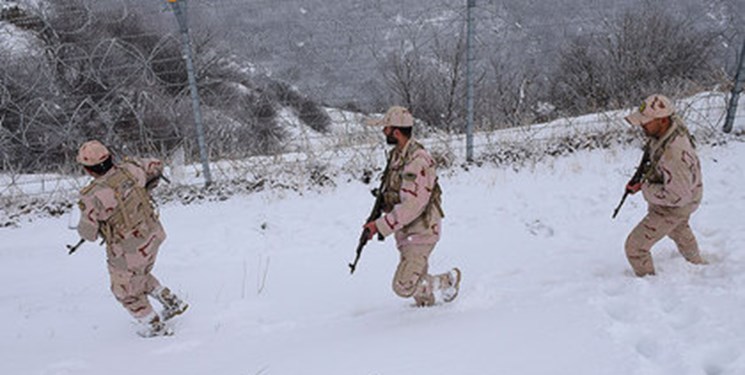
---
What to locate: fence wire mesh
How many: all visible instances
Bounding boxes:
[1,0,744,225]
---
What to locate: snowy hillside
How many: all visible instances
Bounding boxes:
[2,129,745,374]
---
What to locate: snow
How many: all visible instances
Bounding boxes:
[2,132,745,374]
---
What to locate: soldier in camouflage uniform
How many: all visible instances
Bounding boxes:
[363,106,461,306]
[623,95,707,277]
[76,140,188,336]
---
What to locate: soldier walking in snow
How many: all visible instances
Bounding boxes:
[75,140,188,337]
[363,106,461,306]
[622,94,707,277]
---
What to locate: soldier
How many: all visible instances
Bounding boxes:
[623,94,707,277]
[363,106,461,306]
[75,140,188,337]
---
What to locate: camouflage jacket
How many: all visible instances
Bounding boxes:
[375,139,444,247]
[641,117,703,208]
[77,157,165,250]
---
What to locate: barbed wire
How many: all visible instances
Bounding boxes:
[1,0,744,213]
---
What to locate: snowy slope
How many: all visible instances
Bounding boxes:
[2,137,744,375]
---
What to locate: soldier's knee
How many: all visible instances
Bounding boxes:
[110,282,134,299]
[392,259,425,298]
[625,228,649,256]
[392,279,417,298]
[392,269,422,297]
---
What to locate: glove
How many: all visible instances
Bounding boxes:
[626,181,642,194]
[363,221,378,240]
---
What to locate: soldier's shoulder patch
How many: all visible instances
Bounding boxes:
[409,151,434,167]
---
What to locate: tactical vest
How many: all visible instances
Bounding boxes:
[381,141,444,228]
[643,116,695,184]
[92,162,157,245]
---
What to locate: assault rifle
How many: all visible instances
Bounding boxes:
[612,149,650,219]
[348,192,385,274]
[349,155,393,274]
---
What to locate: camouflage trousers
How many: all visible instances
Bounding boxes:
[393,243,452,306]
[625,203,702,277]
[106,243,162,319]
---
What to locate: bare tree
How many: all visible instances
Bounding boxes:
[550,4,721,115]
[378,25,468,131]
[475,57,542,130]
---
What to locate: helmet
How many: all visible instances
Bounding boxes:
[624,94,675,126]
[76,140,110,166]
[366,106,414,128]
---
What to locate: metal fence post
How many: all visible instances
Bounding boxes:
[724,38,745,134]
[168,0,212,186]
[465,0,476,161]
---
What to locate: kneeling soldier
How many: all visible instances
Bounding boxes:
[364,106,461,306]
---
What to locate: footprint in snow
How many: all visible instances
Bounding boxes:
[525,219,554,238]
[701,346,741,375]
[602,299,638,324]
[635,336,661,360]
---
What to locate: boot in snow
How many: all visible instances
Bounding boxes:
[151,287,189,321]
[440,267,461,303]
[137,312,173,338]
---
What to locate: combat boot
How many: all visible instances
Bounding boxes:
[413,279,436,307]
[440,267,461,303]
[685,254,709,265]
[137,312,172,338]
[151,287,189,321]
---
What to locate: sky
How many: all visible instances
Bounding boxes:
[1,121,744,374]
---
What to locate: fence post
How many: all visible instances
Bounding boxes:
[168,0,212,186]
[465,0,476,161]
[724,38,745,134]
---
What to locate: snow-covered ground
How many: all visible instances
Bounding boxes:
[2,136,744,375]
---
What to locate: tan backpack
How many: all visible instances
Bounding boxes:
[95,162,156,244]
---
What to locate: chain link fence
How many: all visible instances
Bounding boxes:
[1,0,744,226]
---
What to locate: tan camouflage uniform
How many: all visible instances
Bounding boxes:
[375,138,452,306]
[625,116,705,276]
[77,157,166,319]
